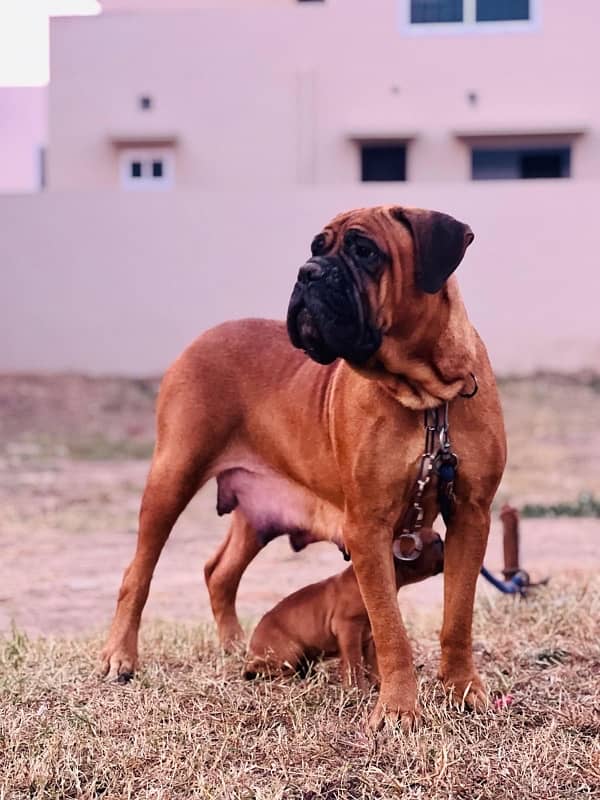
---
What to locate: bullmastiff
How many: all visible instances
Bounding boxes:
[101,205,506,730]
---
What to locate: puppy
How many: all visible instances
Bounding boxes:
[244,529,444,689]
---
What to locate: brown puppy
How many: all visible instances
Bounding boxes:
[101,206,506,730]
[244,529,444,689]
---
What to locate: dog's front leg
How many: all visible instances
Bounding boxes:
[344,520,418,731]
[439,503,490,709]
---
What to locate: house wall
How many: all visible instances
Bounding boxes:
[48,2,599,189]
[0,87,47,193]
[2,182,597,375]
[2,1,596,374]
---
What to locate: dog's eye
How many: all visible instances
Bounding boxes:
[311,234,327,256]
[351,236,381,268]
[355,242,376,260]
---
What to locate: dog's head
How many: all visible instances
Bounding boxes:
[286,206,474,367]
[393,527,444,586]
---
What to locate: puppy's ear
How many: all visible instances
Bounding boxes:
[391,207,474,294]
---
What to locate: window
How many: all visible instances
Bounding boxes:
[411,0,462,23]
[119,148,174,189]
[408,0,533,27]
[471,146,570,180]
[476,0,529,21]
[361,144,407,182]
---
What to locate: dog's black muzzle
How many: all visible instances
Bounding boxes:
[287,256,381,365]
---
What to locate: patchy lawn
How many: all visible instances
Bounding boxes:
[1,373,598,797]
[1,577,598,800]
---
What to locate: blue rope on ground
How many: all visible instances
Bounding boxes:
[479,566,529,595]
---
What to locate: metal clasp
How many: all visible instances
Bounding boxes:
[393,532,424,562]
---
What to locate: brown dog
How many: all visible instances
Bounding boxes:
[101,205,506,730]
[244,529,444,688]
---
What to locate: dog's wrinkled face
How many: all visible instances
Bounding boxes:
[287,217,387,365]
[286,205,474,366]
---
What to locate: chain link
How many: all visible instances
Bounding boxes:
[394,403,455,561]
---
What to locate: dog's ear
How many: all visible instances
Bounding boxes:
[391,207,474,294]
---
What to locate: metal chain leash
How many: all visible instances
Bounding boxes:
[393,402,459,562]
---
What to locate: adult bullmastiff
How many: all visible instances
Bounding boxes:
[101,205,506,730]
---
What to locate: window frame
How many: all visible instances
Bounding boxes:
[470,143,571,181]
[401,0,540,36]
[119,148,174,190]
[359,141,409,183]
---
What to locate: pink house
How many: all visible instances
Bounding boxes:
[0,87,46,193]
[1,0,598,373]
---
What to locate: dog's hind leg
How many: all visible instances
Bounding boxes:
[204,509,262,650]
[100,450,202,681]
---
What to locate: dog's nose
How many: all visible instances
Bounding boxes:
[297,259,325,284]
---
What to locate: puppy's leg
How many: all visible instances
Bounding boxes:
[363,636,379,687]
[101,451,200,681]
[204,510,262,649]
[344,520,417,731]
[438,504,490,710]
[337,621,368,691]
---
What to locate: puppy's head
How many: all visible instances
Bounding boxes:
[393,527,444,587]
[287,205,473,366]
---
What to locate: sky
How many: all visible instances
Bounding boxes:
[0,0,101,86]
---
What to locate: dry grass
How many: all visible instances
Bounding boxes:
[1,578,598,800]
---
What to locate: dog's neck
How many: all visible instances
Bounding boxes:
[363,279,478,410]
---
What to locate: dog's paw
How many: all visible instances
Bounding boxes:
[242,656,269,681]
[367,685,421,733]
[367,701,421,733]
[100,642,138,683]
[439,671,489,711]
[218,623,246,654]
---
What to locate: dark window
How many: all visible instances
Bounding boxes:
[361,144,407,182]
[130,161,143,178]
[472,146,571,180]
[152,160,164,178]
[410,0,463,23]
[139,95,153,110]
[476,0,529,21]
[521,151,568,179]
